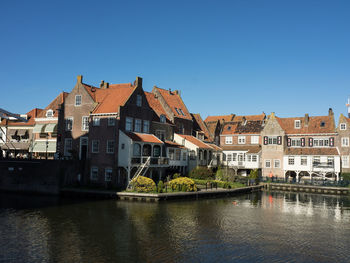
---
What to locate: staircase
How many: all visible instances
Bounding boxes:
[127,156,151,189]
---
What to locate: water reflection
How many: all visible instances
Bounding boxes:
[1,191,350,263]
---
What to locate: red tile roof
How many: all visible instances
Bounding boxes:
[36,92,69,118]
[144,92,170,122]
[285,148,339,156]
[206,143,222,151]
[125,132,163,144]
[191,113,212,140]
[276,115,336,134]
[0,108,42,127]
[154,87,192,120]
[176,134,213,149]
[204,114,235,123]
[164,140,186,149]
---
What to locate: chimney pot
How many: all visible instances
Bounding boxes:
[329,108,333,116]
[100,80,104,88]
[305,113,309,126]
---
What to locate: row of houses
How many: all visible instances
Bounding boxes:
[1,75,350,187]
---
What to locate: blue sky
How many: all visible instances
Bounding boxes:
[1,0,350,120]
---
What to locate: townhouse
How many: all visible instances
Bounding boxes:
[219,114,266,176]
[336,114,350,173]
[261,109,340,181]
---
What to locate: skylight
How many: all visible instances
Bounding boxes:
[179,108,185,116]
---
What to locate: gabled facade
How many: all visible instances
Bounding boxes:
[336,114,350,173]
[262,109,340,181]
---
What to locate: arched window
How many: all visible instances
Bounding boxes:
[133,143,141,156]
[143,144,152,156]
[153,145,161,157]
[46,109,54,118]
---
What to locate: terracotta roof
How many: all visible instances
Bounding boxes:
[154,87,192,120]
[233,114,265,122]
[285,148,339,156]
[276,115,335,134]
[191,113,211,140]
[204,114,235,123]
[164,140,186,149]
[37,92,69,118]
[0,108,42,127]
[92,86,136,114]
[144,92,170,122]
[221,145,261,153]
[206,143,222,151]
[206,120,219,138]
[176,134,213,149]
[222,121,264,135]
[125,132,163,144]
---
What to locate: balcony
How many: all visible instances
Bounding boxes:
[131,157,169,166]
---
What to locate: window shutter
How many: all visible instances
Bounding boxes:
[330,137,334,147]
[309,138,313,147]
[264,136,268,145]
[277,136,282,145]
[287,137,291,147]
[301,138,305,147]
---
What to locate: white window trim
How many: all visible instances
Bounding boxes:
[265,159,271,168]
[288,156,295,165]
[342,156,349,168]
[340,123,346,130]
[295,120,301,129]
[341,137,349,147]
[300,156,307,166]
[93,117,100,126]
[107,140,115,154]
[75,95,82,106]
[274,159,280,168]
[65,117,73,131]
[105,168,113,182]
[225,136,233,145]
[238,136,246,144]
[46,109,54,118]
[82,116,89,131]
[251,136,259,144]
[92,140,99,153]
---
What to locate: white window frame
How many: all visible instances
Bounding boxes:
[105,168,113,182]
[143,120,150,133]
[291,138,301,147]
[225,136,233,145]
[46,109,53,118]
[295,120,301,129]
[340,123,346,130]
[238,136,246,144]
[82,116,89,131]
[108,117,115,126]
[75,95,82,106]
[301,156,307,166]
[265,159,271,168]
[136,95,142,107]
[341,137,349,147]
[227,154,232,162]
[251,136,259,144]
[65,117,73,131]
[134,119,142,132]
[274,159,280,168]
[252,155,257,162]
[64,138,72,156]
[107,140,115,154]
[268,136,278,145]
[126,117,133,132]
[342,155,349,168]
[93,117,100,126]
[90,166,98,181]
[288,156,295,165]
[92,140,99,153]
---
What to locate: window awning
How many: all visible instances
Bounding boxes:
[33,124,46,133]
[31,141,57,153]
[17,129,27,136]
[44,123,57,133]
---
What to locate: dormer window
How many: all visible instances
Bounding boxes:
[46,109,53,118]
[320,121,325,127]
[179,108,185,116]
[227,126,231,131]
[295,120,301,129]
[160,115,166,123]
[136,95,142,107]
[340,123,346,130]
[75,95,82,106]
[175,107,180,115]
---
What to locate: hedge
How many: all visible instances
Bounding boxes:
[130,176,156,193]
[168,177,197,192]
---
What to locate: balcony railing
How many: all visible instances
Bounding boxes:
[312,162,334,169]
[131,157,169,165]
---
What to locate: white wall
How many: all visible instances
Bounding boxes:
[118,131,132,167]
[283,155,340,173]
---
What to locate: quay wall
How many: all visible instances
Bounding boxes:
[263,183,350,195]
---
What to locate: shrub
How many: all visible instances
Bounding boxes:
[215,167,227,181]
[173,173,181,179]
[157,180,164,193]
[249,169,260,185]
[189,167,215,180]
[169,177,197,192]
[130,176,156,193]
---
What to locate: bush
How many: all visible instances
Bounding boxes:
[173,173,181,179]
[169,177,197,192]
[189,167,215,180]
[157,180,164,193]
[249,169,260,185]
[130,176,156,193]
[215,167,227,181]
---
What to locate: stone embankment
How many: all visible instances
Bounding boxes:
[262,183,350,195]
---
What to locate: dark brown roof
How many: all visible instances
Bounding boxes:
[221,145,261,153]
[37,92,69,118]
[222,120,264,135]
[204,114,235,123]
[285,148,339,156]
[191,113,212,141]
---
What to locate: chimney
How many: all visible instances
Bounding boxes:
[329,108,333,116]
[174,90,180,95]
[270,112,275,119]
[100,80,104,88]
[77,75,83,83]
[168,88,172,95]
[305,113,309,127]
[136,77,142,88]
[242,116,246,125]
[103,82,109,89]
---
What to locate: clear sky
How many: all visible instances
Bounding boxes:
[1,0,350,121]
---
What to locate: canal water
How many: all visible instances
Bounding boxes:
[1,191,350,263]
